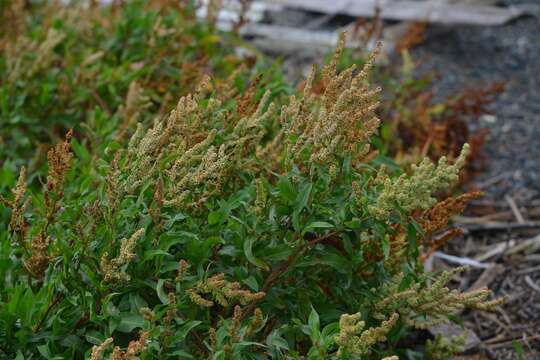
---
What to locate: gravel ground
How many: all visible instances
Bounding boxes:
[413,14,540,359]
[413,16,540,205]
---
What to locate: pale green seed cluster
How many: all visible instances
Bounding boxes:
[335,312,399,357]
[426,333,467,360]
[139,307,155,322]
[272,33,381,172]
[121,81,273,210]
[100,228,145,284]
[369,144,470,220]
[252,178,268,214]
[6,28,65,82]
[227,90,275,167]
[116,81,151,140]
[165,133,228,209]
[374,267,503,329]
[187,273,265,308]
[32,28,66,76]
[123,79,220,195]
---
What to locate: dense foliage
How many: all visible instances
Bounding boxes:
[0,0,286,170]
[1,2,501,359]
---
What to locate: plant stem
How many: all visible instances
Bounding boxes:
[241,230,341,320]
[33,294,64,333]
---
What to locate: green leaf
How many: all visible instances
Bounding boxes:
[212,350,227,360]
[208,210,225,225]
[37,344,52,358]
[242,276,259,292]
[308,306,320,342]
[292,183,312,230]
[294,183,312,213]
[263,245,293,261]
[317,252,349,273]
[170,349,195,359]
[85,331,107,346]
[381,235,390,260]
[160,231,196,251]
[243,237,269,271]
[321,322,339,338]
[143,249,171,261]
[176,320,202,340]
[156,279,169,304]
[266,330,289,351]
[301,221,333,236]
[277,176,296,202]
[71,138,90,162]
[513,340,525,360]
[117,313,144,333]
[447,314,464,327]
[407,222,419,259]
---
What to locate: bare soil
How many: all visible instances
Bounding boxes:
[414,15,540,359]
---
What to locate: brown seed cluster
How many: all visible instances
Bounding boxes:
[163,292,177,325]
[7,166,31,236]
[90,331,148,360]
[24,232,52,277]
[112,331,148,360]
[246,308,265,338]
[7,131,74,278]
[419,190,482,258]
[46,129,73,195]
[420,190,483,236]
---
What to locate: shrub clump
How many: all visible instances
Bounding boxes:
[0,32,502,359]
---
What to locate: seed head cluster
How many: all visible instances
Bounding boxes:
[188,273,265,308]
[100,228,145,284]
[369,143,470,219]
[335,312,399,357]
[374,268,503,329]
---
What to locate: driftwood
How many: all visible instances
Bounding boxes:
[196,0,272,28]
[452,0,500,5]
[432,251,491,268]
[469,264,505,290]
[474,235,540,262]
[197,1,386,54]
[455,206,540,223]
[274,0,527,26]
[198,0,534,56]
[239,23,394,55]
[241,23,348,54]
[505,194,526,224]
[458,221,540,233]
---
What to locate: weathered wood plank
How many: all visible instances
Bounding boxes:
[240,24,356,54]
[196,0,275,25]
[273,0,526,26]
